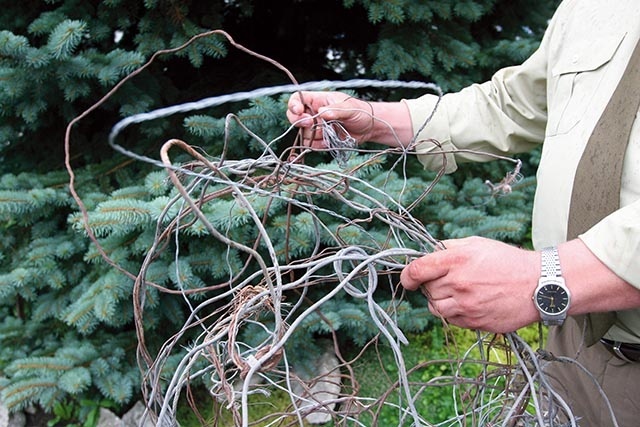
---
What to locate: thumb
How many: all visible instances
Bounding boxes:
[400,251,450,291]
[317,105,345,122]
[317,96,360,121]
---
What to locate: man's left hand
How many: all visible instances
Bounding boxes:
[400,236,540,333]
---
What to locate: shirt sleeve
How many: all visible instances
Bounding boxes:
[580,200,640,289]
[403,30,551,173]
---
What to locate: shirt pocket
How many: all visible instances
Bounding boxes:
[546,33,626,136]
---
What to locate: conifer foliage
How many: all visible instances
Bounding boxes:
[1,0,558,418]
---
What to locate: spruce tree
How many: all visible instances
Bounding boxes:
[0,0,559,419]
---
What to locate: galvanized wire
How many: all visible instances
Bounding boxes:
[62,29,617,427]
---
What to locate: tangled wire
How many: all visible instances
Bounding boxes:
[63,30,619,427]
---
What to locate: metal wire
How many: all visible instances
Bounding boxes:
[128,126,589,427]
[61,29,619,427]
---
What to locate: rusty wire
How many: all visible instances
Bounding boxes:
[127,124,590,427]
[61,29,617,427]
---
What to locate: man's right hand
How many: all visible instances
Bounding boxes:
[286,91,377,149]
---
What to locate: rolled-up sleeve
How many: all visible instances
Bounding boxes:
[403,36,550,173]
[400,0,640,340]
[581,201,640,289]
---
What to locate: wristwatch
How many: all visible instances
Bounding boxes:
[533,246,571,326]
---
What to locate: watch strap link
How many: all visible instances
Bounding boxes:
[540,246,561,278]
[536,246,569,326]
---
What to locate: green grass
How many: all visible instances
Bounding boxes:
[177,386,303,426]
[177,325,544,426]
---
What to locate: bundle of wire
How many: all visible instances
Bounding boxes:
[63,30,612,427]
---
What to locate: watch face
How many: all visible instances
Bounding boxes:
[535,283,570,314]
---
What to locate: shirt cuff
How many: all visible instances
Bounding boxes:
[402,95,459,173]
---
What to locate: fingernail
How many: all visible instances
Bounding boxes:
[300,118,313,127]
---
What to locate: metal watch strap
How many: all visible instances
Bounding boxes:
[540,247,562,278]
[536,246,569,326]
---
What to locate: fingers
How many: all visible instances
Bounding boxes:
[287,91,306,115]
[428,298,457,319]
[400,237,481,291]
[286,93,314,128]
[287,91,328,126]
[287,91,346,148]
[287,91,355,125]
[298,126,327,149]
[399,249,450,291]
[287,91,374,149]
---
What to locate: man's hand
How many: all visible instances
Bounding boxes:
[400,236,541,333]
[400,236,640,333]
[286,91,414,149]
[286,91,374,148]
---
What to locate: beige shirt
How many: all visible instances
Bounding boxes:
[404,0,640,342]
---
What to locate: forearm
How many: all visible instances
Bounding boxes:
[367,101,415,148]
[399,236,640,333]
[559,239,640,315]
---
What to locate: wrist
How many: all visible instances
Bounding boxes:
[368,101,414,147]
[533,246,571,326]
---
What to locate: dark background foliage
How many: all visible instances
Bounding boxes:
[0,0,559,419]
